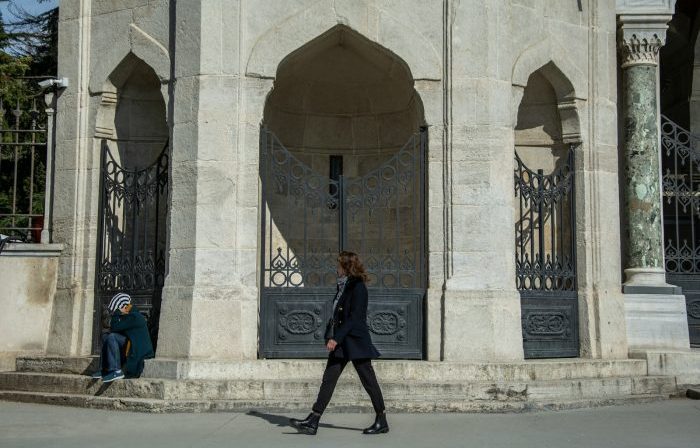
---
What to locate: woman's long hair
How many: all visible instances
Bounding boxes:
[338,251,369,282]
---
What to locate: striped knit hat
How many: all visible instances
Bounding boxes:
[108,293,131,313]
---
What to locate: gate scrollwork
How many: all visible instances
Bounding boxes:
[95,140,169,350]
[514,147,579,358]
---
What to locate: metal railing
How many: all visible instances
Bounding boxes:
[0,91,56,243]
[661,115,700,273]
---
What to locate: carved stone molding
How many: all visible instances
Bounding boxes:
[618,31,664,67]
[617,15,672,68]
[616,0,676,16]
[617,14,672,68]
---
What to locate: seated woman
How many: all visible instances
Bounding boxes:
[91,293,154,382]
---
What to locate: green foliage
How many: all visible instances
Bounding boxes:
[1,1,58,76]
[0,2,57,238]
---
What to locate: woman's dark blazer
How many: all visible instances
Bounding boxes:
[330,276,381,360]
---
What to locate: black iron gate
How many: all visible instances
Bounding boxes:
[515,148,579,358]
[259,128,426,358]
[661,115,700,346]
[94,140,169,351]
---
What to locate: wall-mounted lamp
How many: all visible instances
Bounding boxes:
[38,77,69,90]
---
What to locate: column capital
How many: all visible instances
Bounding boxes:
[617,14,672,68]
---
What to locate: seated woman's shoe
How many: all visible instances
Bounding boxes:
[363,412,389,434]
[289,412,320,435]
[101,370,125,383]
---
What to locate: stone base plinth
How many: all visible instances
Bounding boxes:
[0,353,19,372]
[442,289,524,362]
[140,358,649,381]
[1,356,680,413]
[630,349,700,388]
[624,293,690,352]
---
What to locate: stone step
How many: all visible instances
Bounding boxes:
[0,389,668,413]
[0,372,166,400]
[15,356,98,375]
[39,357,648,382]
[631,350,700,387]
[0,372,677,402]
[15,357,649,382]
[144,358,651,382]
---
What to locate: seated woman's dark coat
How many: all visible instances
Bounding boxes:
[110,308,155,377]
[330,276,381,360]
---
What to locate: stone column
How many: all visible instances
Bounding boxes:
[440,0,524,362]
[619,19,669,290]
[151,0,260,368]
[618,13,690,351]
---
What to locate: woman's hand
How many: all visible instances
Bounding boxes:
[326,339,338,351]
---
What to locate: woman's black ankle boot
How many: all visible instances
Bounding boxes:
[363,412,389,434]
[289,412,321,435]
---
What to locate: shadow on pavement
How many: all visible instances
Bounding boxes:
[246,410,362,432]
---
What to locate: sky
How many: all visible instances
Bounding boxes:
[0,0,59,23]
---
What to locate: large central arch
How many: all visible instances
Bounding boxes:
[259,25,427,359]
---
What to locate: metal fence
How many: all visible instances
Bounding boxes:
[0,92,55,242]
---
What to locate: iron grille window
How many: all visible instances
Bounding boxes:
[661,115,700,274]
[0,95,52,242]
[514,148,577,293]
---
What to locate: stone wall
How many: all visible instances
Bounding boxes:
[50,0,629,363]
[0,244,62,370]
[50,0,171,356]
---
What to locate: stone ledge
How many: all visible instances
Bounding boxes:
[0,389,669,414]
[3,371,677,402]
[630,350,700,387]
[142,358,648,381]
[0,243,64,257]
[15,356,98,375]
[623,284,682,295]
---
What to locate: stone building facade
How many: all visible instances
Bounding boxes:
[9,0,696,385]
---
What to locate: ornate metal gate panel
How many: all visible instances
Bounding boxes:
[661,116,700,345]
[515,148,579,358]
[260,128,426,358]
[94,140,169,351]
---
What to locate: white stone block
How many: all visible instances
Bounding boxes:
[0,247,61,354]
[442,288,523,362]
[624,293,691,352]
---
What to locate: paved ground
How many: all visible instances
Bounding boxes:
[1,399,700,448]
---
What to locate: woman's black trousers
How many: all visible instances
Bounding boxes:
[312,356,385,414]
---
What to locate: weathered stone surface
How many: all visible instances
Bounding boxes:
[16,356,98,375]
[140,357,649,382]
[0,371,674,403]
[40,0,690,374]
[631,349,700,387]
[6,343,680,410]
[0,246,62,359]
[0,389,668,414]
[0,362,678,414]
[625,295,690,351]
[442,289,523,362]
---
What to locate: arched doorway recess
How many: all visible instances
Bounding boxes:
[259,26,426,359]
[660,0,700,345]
[514,66,580,358]
[94,54,169,351]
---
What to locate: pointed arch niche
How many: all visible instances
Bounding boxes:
[95,53,168,168]
[263,25,425,171]
[258,25,428,359]
[91,53,170,352]
[513,62,582,359]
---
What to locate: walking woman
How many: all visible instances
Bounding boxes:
[290,251,389,435]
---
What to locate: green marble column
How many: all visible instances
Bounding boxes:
[622,64,663,270]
